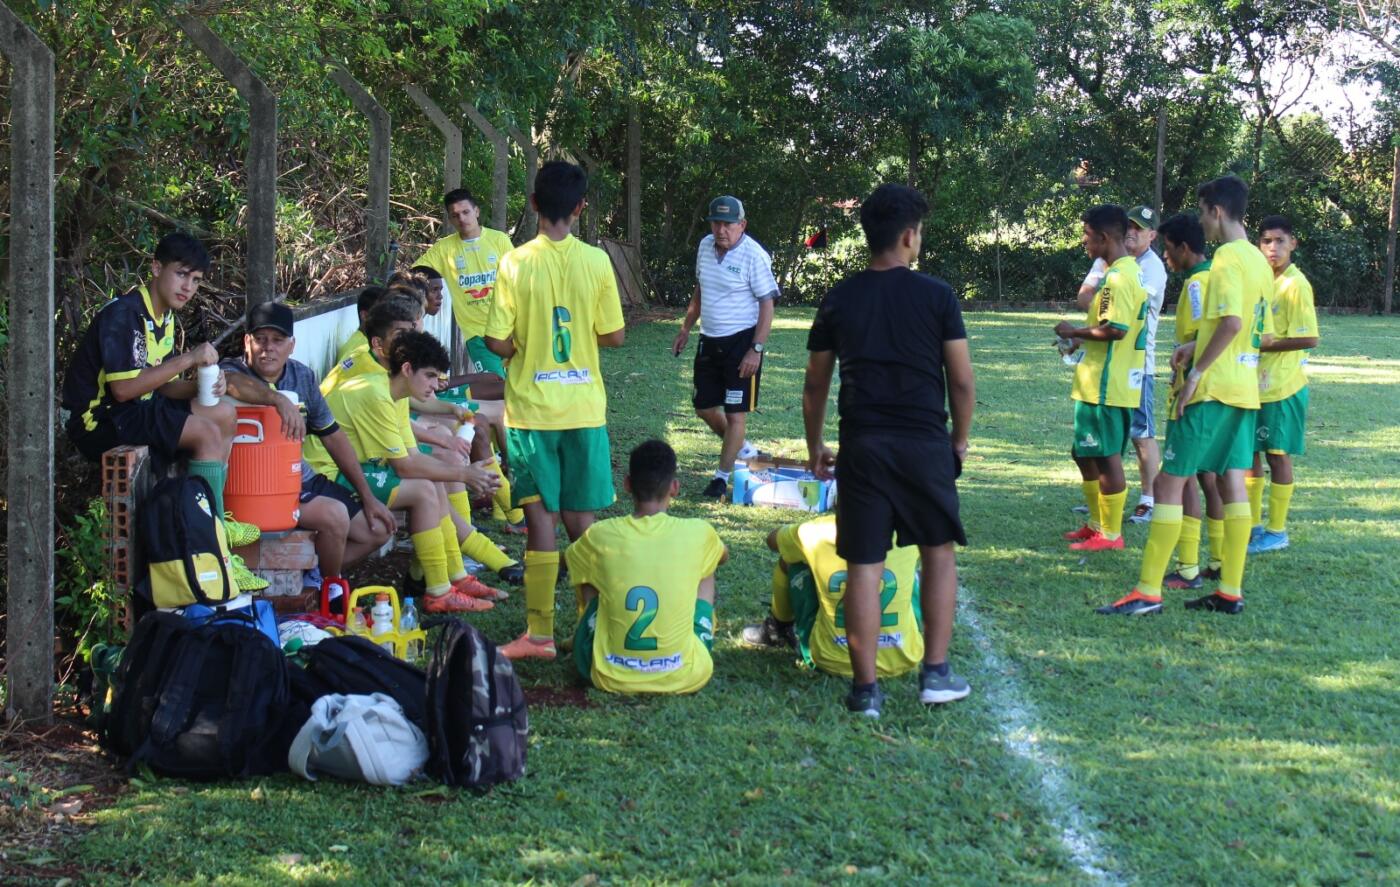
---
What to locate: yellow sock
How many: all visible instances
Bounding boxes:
[523,550,560,638]
[1081,480,1102,530]
[1176,515,1201,579]
[410,529,450,593]
[462,530,512,572]
[489,460,524,523]
[1134,504,1183,598]
[448,491,474,526]
[771,563,794,621]
[1206,517,1225,569]
[1100,489,1127,540]
[1245,475,1265,527]
[1266,482,1294,534]
[439,515,468,581]
[1220,501,1251,600]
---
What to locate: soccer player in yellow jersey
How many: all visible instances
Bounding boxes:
[1248,215,1319,554]
[485,161,627,660]
[418,188,517,379]
[569,440,725,694]
[1099,175,1275,616]
[1055,205,1149,552]
[335,286,387,364]
[742,512,924,680]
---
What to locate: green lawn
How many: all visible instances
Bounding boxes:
[68,309,1400,885]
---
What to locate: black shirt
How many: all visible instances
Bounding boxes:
[807,267,966,439]
[61,286,177,433]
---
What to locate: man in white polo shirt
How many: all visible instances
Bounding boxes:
[672,195,780,500]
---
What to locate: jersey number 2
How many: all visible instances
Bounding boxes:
[623,586,659,651]
[828,570,899,628]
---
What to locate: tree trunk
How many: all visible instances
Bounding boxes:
[627,100,642,250]
[1384,143,1399,314]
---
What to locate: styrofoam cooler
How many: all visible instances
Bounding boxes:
[731,465,836,512]
[225,401,303,531]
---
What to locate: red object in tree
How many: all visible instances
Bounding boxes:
[804,227,828,250]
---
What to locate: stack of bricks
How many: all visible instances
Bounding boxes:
[232,530,317,611]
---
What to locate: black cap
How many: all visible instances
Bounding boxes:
[248,302,294,336]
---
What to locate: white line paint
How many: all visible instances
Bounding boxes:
[958,588,1126,885]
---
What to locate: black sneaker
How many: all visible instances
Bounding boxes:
[1184,592,1243,615]
[1163,570,1203,591]
[702,477,728,500]
[845,684,885,719]
[741,614,796,648]
[498,562,525,586]
[1095,591,1164,616]
[1201,565,1222,581]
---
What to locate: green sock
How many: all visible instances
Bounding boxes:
[189,460,226,516]
[694,599,716,651]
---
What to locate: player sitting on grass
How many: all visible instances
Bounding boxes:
[1247,215,1319,554]
[1055,205,1149,552]
[60,231,265,591]
[304,306,502,613]
[742,511,923,681]
[568,440,726,694]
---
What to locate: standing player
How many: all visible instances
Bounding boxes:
[1248,215,1319,554]
[671,195,779,500]
[803,183,975,718]
[1097,175,1274,616]
[1056,205,1149,552]
[485,160,626,661]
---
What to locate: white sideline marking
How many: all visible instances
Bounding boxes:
[958,589,1125,885]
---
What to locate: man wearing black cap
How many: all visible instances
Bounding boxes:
[672,195,780,500]
[224,302,397,605]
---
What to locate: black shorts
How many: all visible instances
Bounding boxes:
[692,327,762,413]
[834,434,966,564]
[67,394,192,463]
[299,473,364,520]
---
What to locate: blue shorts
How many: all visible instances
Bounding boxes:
[1130,374,1156,440]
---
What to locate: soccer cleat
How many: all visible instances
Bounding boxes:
[497,561,525,586]
[741,614,797,649]
[1249,524,1265,543]
[1069,532,1124,552]
[844,684,885,719]
[1184,593,1244,615]
[504,519,528,535]
[422,589,495,614]
[918,668,971,704]
[1201,564,1222,581]
[499,633,558,661]
[1247,529,1289,554]
[1071,503,1089,515]
[1163,570,1203,591]
[452,574,507,601]
[1095,590,1163,616]
[223,514,262,548]
[1063,524,1098,541]
[228,554,269,592]
[702,477,728,500]
[1128,503,1154,524]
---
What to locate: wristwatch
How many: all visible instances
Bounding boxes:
[752,342,765,354]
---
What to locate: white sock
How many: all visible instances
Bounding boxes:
[714,470,730,481]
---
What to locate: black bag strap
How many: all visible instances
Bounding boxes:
[135,633,212,764]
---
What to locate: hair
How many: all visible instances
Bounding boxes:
[628,439,678,502]
[387,329,450,375]
[859,183,929,254]
[153,231,211,273]
[534,160,589,224]
[356,285,387,318]
[364,296,423,346]
[387,270,431,302]
[443,188,478,211]
[1197,175,1249,221]
[1081,204,1129,240]
[410,264,444,281]
[1258,214,1294,238]
[1158,213,1205,255]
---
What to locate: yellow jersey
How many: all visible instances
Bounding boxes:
[303,350,413,479]
[776,515,922,679]
[1167,261,1211,415]
[1071,255,1148,408]
[420,228,516,339]
[335,329,368,364]
[1189,240,1274,410]
[1258,264,1318,403]
[566,512,725,695]
[484,234,625,430]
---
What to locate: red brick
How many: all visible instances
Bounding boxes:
[234,530,317,571]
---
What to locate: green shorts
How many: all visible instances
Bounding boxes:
[1256,387,1308,455]
[573,597,711,687]
[1163,401,1257,477]
[1071,401,1132,458]
[785,565,921,673]
[465,336,506,378]
[507,425,615,513]
[335,461,401,505]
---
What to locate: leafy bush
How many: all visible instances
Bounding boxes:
[54,498,124,661]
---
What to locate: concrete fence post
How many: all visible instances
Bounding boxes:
[575,147,600,244]
[404,85,463,196]
[329,64,391,283]
[461,101,510,234]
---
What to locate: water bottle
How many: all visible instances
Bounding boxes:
[370,593,395,653]
[350,607,368,636]
[400,597,422,662]
[456,420,476,446]
[197,364,220,406]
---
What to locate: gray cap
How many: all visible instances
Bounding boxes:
[706,195,745,222]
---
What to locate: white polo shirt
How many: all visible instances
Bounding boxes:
[1082,246,1167,373]
[695,233,779,338]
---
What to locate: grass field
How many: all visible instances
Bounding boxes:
[65,309,1400,885]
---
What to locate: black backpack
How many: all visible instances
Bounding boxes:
[425,618,528,792]
[136,476,237,610]
[103,611,193,758]
[303,635,429,730]
[129,621,305,779]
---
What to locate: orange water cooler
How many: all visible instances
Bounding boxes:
[226,402,303,531]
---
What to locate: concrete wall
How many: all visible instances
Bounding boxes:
[289,289,458,379]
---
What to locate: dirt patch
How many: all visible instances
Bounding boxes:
[522,684,592,708]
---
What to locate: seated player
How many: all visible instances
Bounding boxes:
[60,231,264,591]
[303,309,502,613]
[390,269,442,318]
[222,302,396,606]
[742,511,923,680]
[336,285,387,363]
[568,440,725,694]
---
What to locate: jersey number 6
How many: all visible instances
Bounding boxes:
[552,306,573,363]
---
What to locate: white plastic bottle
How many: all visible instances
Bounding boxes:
[370,593,395,653]
[455,420,476,446]
[399,597,421,662]
[350,607,368,635]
